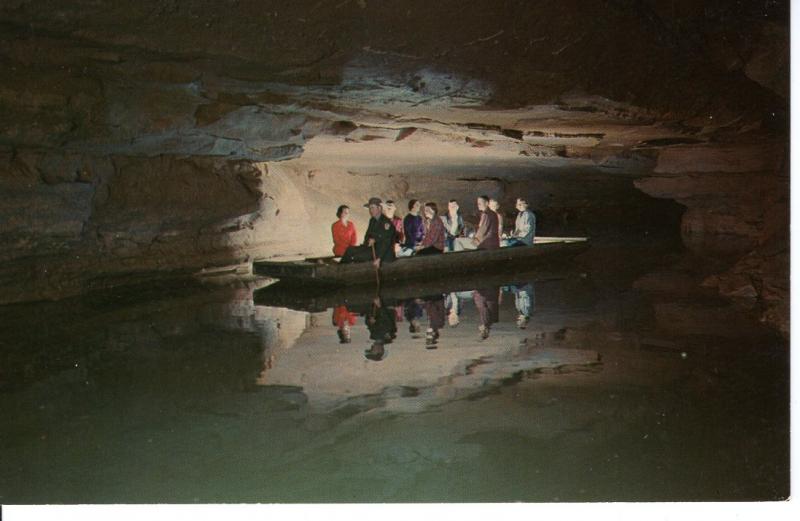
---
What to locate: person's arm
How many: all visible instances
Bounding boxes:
[419,222,431,248]
[402,216,413,246]
[445,215,458,236]
[364,218,377,245]
[427,218,444,249]
[414,217,425,243]
[384,226,396,258]
[376,220,395,261]
[474,213,488,243]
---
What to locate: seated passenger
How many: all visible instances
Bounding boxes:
[340,197,396,267]
[398,199,424,257]
[383,200,405,251]
[416,202,446,255]
[488,198,504,238]
[502,197,536,247]
[331,205,357,257]
[441,199,464,252]
[453,195,500,251]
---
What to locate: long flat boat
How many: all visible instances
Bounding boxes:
[252,236,588,287]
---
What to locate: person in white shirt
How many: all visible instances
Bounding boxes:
[502,197,536,247]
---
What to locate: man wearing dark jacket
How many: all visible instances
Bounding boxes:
[341,197,397,267]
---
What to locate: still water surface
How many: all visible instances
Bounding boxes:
[0,253,788,502]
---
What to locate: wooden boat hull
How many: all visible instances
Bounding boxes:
[252,237,589,287]
[254,266,581,312]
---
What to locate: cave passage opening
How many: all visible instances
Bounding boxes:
[250,132,686,261]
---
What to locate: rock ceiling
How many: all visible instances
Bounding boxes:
[0,0,789,332]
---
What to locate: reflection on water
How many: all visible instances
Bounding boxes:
[254,276,588,412]
[324,283,531,357]
[0,252,789,503]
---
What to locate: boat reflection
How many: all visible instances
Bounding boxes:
[253,266,559,314]
[253,269,599,413]
[253,264,597,411]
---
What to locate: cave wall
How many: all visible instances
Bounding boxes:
[0,0,789,335]
[634,140,789,333]
[0,150,265,303]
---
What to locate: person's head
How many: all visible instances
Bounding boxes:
[408,199,421,214]
[448,199,460,214]
[423,202,438,219]
[383,200,397,218]
[336,205,350,221]
[477,195,490,211]
[364,197,383,218]
[488,198,500,212]
[516,197,529,212]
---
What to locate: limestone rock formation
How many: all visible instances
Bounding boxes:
[0,0,789,333]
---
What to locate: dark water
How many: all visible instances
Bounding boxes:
[0,247,789,502]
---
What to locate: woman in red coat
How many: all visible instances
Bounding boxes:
[331,205,358,257]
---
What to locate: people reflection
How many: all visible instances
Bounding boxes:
[472,286,500,339]
[445,290,473,327]
[332,304,357,343]
[509,283,535,329]
[424,294,446,348]
[404,298,424,335]
[362,296,397,361]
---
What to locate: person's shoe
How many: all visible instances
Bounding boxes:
[478,325,489,340]
[364,342,385,361]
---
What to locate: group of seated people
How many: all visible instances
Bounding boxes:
[331,194,536,266]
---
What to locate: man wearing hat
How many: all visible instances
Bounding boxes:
[340,197,397,267]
